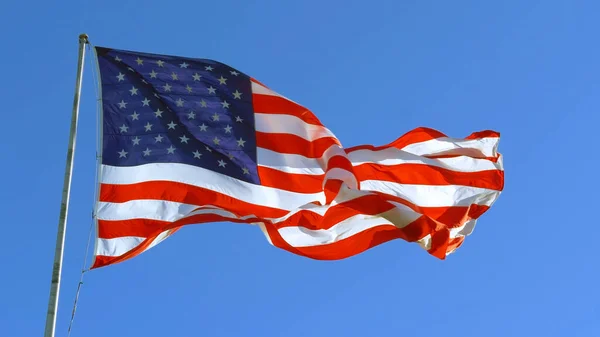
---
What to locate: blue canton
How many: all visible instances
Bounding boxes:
[95,46,259,184]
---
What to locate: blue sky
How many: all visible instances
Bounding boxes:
[2,0,598,336]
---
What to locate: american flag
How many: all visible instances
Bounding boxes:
[91,46,504,269]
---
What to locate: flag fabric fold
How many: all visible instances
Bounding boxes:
[91,46,504,269]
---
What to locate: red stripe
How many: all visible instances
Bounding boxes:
[465,130,500,139]
[326,155,354,172]
[252,94,325,127]
[446,236,465,252]
[97,194,397,242]
[345,127,500,154]
[250,77,268,87]
[97,214,250,239]
[262,215,440,260]
[100,180,492,230]
[92,197,415,269]
[99,181,288,219]
[353,163,504,190]
[256,131,340,157]
[345,127,447,153]
[94,180,495,269]
[92,227,177,269]
[368,189,490,225]
[92,209,467,269]
[257,162,503,194]
[258,166,323,193]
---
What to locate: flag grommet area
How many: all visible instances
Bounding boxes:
[91,46,504,269]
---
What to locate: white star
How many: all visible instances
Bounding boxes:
[180,62,189,68]
[163,83,172,92]
[186,85,193,93]
[187,111,196,119]
[167,121,177,129]
[132,136,141,145]
[141,79,148,84]
[180,135,190,144]
[127,67,135,72]
[224,125,232,133]
[116,72,125,81]
[193,150,202,159]
[230,70,239,76]
[119,124,129,133]
[142,98,150,106]
[227,153,235,160]
[149,70,158,78]
[235,116,243,123]
[176,98,185,107]
[233,90,242,99]
[118,100,127,109]
[213,137,220,145]
[199,123,208,131]
[154,108,163,117]
[136,57,144,65]
[242,167,250,175]
[218,76,227,85]
[118,149,128,158]
[130,111,140,120]
[171,72,178,80]
[221,101,230,109]
[205,65,214,71]
[144,122,153,131]
[236,137,246,147]
[199,100,208,108]
[207,86,216,94]
[143,148,152,156]
[154,134,164,143]
[129,86,138,95]
[157,60,165,67]
[114,56,122,62]
[218,159,227,167]
[154,93,160,98]
[211,112,220,121]
[192,73,201,81]
[167,145,176,154]
[205,146,213,152]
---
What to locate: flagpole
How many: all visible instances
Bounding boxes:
[43,33,89,337]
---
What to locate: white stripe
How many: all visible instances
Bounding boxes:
[257,143,345,175]
[450,219,477,237]
[95,229,174,257]
[324,167,358,190]
[347,148,503,172]
[251,81,280,97]
[97,200,199,221]
[359,180,500,207]
[97,180,499,223]
[257,147,324,175]
[277,204,421,247]
[145,229,173,251]
[95,236,144,256]
[416,235,432,250]
[100,163,325,210]
[255,113,336,141]
[257,146,502,176]
[96,201,259,222]
[402,137,499,158]
[279,217,395,247]
[250,81,301,105]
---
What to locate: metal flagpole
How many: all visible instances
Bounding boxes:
[43,33,89,337]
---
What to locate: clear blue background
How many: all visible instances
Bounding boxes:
[2,1,598,336]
